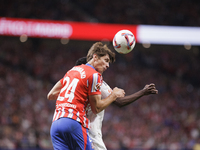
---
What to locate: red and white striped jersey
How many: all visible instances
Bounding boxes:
[52,64,102,129]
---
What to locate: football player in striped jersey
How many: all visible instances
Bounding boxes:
[47,42,125,150]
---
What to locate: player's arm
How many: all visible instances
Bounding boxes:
[89,87,125,114]
[114,83,158,107]
[47,81,62,100]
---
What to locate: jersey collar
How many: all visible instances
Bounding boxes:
[86,63,96,70]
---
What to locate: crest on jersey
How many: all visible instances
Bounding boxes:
[95,83,101,91]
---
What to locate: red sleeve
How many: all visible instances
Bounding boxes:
[88,72,102,96]
[60,72,68,86]
[59,78,64,86]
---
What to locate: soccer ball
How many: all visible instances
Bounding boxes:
[113,29,136,54]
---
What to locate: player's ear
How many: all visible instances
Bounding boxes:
[93,54,98,61]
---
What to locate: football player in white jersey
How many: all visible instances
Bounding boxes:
[75,57,158,150]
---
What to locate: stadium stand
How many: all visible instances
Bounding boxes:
[0,0,200,149]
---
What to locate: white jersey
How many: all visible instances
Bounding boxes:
[87,81,112,150]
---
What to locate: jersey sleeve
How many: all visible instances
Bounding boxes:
[59,72,68,86]
[59,78,64,86]
[88,73,102,96]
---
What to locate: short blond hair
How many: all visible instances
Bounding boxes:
[87,42,115,63]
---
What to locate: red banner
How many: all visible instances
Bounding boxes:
[0,17,137,41]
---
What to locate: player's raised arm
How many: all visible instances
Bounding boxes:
[114,83,158,107]
[47,80,62,100]
[89,87,125,114]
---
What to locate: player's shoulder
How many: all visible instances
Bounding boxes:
[82,65,101,76]
[101,80,112,91]
[101,80,112,99]
[67,64,101,80]
[69,64,98,74]
[102,80,110,87]
[102,80,109,86]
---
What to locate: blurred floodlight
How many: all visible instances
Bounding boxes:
[61,38,69,45]
[184,43,192,50]
[20,34,28,42]
[101,38,110,46]
[142,42,151,48]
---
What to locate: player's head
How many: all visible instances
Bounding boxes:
[87,42,115,63]
[75,57,87,66]
[87,42,115,74]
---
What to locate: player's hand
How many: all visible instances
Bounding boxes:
[112,87,125,98]
[143,83,158,95]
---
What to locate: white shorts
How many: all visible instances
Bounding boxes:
[89,133,107,150]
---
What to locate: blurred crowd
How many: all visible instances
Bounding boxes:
[1,0,200,26]
[0,37,199,150]
[0,0,200,150]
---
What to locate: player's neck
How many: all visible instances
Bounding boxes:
[87,59,95,68]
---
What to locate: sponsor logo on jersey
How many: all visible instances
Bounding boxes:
[56,103,77,109]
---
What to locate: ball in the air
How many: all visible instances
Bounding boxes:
[113,29,136,54]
